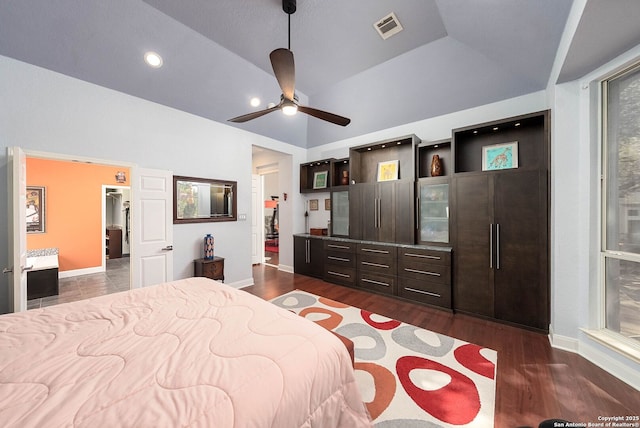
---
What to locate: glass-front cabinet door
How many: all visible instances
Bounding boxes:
[418,180,449,244]
[331,190,349,237]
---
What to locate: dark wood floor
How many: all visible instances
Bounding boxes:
[246,264,640,428]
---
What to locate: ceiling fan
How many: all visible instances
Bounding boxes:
[228,0,351,127]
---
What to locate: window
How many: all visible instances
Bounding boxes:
[602,61,640,346]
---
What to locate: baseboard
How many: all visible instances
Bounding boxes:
[59,266,104,278]
[230,277,254,289]
[278,264,294,273]
[548,326,580,353]
[549,326,640,391]
[580,339,640,391]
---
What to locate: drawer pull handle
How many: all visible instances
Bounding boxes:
[404,287,440,298]
[362,278,390,287]
[361,261,390,268]
[327,271,350,278]
[404,268,440,276]
[404,253,440,260]
[328,256,351,262]
[361,248,389,254]
[328,244,351,249]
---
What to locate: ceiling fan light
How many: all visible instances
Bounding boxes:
[282,104,298,116]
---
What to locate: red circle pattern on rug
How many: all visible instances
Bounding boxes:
[396,355,481,425]
[360,310,402,330]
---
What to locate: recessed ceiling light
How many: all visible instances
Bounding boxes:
[144,51,163,68]
[250,97,261,107]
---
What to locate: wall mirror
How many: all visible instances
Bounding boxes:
[173,175,237,223]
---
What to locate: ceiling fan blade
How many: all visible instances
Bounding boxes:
[228,105,280,123]
[298,105,351,127]
[270,48,295,100]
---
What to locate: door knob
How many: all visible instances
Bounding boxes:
[162,245,173,251]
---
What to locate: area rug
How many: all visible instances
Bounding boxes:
[270,290,497,427]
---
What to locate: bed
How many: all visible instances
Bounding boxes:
[0,277,371,427]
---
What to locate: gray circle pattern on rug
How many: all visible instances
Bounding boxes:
[391,325,454,357]
[270,292,317,309]
[336,322,386,361]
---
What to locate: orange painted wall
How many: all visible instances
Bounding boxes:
[26,158,130,272]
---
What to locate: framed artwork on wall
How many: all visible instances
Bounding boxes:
[482,141,518,171]
[377,160,399,182]
[309,199,319,211]
[26,186,45,233]
[313,171,328,189]
[324,198,331,210]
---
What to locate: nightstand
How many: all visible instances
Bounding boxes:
[194,256,225,282]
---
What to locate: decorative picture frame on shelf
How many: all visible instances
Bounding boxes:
[482,141,518,171]
[313,171,328,189]
[377,160,399,182]
[309,199,319,211]
[26,186,46,233]
[324,198,331,210]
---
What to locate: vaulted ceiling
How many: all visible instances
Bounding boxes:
[1,0,640,148]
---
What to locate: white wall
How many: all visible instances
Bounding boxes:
[0,55,303,313]
[549,43,640,389]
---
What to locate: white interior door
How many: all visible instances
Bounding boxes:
[251,174,263,264]
[131,167,173,288]
[6,147,27,312]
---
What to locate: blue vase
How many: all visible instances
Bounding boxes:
[204,234,214,260]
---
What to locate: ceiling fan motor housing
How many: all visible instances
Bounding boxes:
[283,0,296,15]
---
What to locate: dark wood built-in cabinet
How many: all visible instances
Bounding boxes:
[357,242,398,295]
[348,135,418,245]
[350,182,414,244]
[323,240,356,287]
[398,247,452,309]
[294,235,324,278]
[451,111,549,331]
[296,110,550,332]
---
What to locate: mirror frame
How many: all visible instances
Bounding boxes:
[173,175,237,224]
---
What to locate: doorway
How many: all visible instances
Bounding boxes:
[263,172,279,268]
[24,158,133,309]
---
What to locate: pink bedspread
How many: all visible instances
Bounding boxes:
[0,277,371,427]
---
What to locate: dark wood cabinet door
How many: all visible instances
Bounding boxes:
[349,183,388,243]
[493,170,549,330]
[453,174,494,317]
[294,236,309,275]
[394,181,414,244]
[308,238,325,278]
[378,182,395,242]
[293,236,324,278]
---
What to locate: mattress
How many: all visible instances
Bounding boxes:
[0,277,371,427]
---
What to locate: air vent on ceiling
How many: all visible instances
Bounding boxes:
[374,12,403,40]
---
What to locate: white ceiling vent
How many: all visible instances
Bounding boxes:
[374,12,403,40]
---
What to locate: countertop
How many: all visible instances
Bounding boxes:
[293,233,452,252]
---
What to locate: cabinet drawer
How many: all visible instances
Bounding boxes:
[203,261,224,279]
[398,259,450,284]
[324,266,356,287]
[324,240,356,253]
[398,247,451,266]
[398,277,451,309]
[325,250,356,268]
[357,243,397,258]
[357,254,397,276]
[357,271,396,296]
